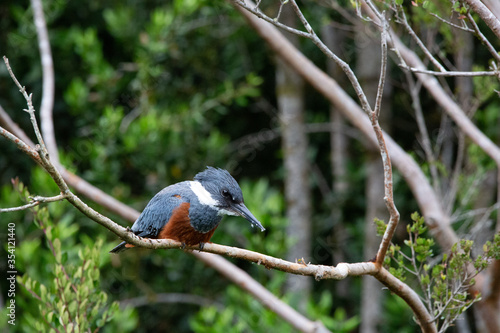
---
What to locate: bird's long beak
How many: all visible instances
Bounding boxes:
[231,203,265,232]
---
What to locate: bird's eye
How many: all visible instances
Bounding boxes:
[221,189,230,197]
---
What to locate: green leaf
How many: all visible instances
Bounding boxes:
[53,239,62,263]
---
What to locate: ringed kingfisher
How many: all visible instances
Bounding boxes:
[110,167,265,253]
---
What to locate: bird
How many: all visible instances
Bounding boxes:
[110,167,265,253]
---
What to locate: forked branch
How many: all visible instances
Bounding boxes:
[232,0,400,280]
[1,50,431,331]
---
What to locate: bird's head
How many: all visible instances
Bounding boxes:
[192,167,265,232]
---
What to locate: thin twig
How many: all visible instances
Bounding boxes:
[3,56,46,148]
[0,194,65,212]
[393,3,446,72]
[287,0,373,114]
[444,133,465,214]
[401,66,500,77]
[363,2,500,167]
[405,71,441,197]
[275,1,285,22]
[429,12,474,32]
[374,12,388,118]
[466,11,500,64]
[234,0,311,38]
[362,12,400,267]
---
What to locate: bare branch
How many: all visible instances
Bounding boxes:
[0,194,65,213]
[429,12,474,32]
[233,0,311,38]
[393,4,446,72]
[3,57,46,147]
[237,0,401,268]
[31,0,58,164]
[253,0,401,269]
[466,12,500,63]
[406,72,441,197]
[194,252,332,333]
[373,15,400,265]
[4,22,435,331]
[374,13,388,118]
[1,57,334,333]
[463,0,500,40]
[229,2,444,331]
[236,0,374,115]
[374,267,436,332]
[361,3,500,167]
[232,0,457,253]
[402,67,500,77]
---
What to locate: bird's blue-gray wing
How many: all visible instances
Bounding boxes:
[131,183,189,238]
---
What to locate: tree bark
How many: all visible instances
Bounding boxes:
[322,23,351,300]
[355,22,392,333]
[276,4,313,305]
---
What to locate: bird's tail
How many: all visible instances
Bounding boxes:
[110,241,130,253]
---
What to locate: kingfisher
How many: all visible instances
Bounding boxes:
[110,167,265,253]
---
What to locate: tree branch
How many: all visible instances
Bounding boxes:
[0,103,142,222]
[402,67,500,77]
[465,11,500,64]
[193,252,331,333]
[362,1,500,165]
[1,56,332,333]
[483,0,500,20]
[231,1,437,331]
[2,31,435,331]
[3,57,46,147]
[231,0,457,254]
[372,14,400,266]
[373,267,436,332]
[31,0,58,164]
[0,194,66,212]
[235,0,402,266]
[393,5,446,72]
[463,0,500,40]
[1,100,368,281]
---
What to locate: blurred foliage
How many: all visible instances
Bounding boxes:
[1,0,499,332]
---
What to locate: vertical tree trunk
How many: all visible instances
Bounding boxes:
[355,22,392,333]
[321,23,351,300]
[276,5,312,305]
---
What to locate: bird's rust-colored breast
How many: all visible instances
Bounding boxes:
[157,202,218,246]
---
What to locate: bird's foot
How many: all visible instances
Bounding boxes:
[180,242,187,250]
[198,242,206,251]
